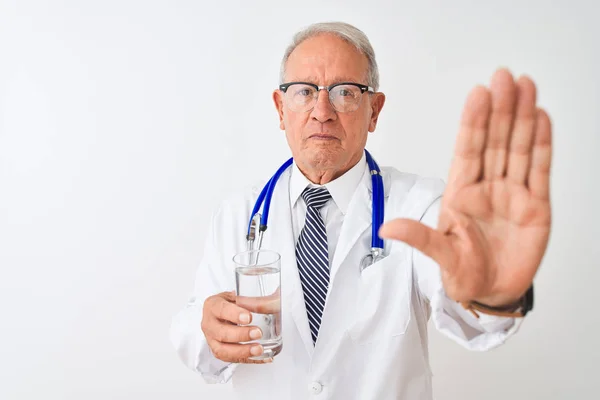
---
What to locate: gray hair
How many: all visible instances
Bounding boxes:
[279,22,380,91]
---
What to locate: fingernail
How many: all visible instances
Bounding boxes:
[240,313,250,324]
[250,345,263,356]
[262,357,273,363]
[249,328,262,340]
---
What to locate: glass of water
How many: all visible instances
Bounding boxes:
[233,249,282,360]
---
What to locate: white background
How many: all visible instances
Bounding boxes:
[0,0,598,399]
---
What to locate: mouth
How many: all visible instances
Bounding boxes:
[308,134,339,141]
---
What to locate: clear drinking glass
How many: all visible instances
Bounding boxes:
[233,249,282,360]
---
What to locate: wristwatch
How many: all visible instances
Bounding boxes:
[462,285,534,318]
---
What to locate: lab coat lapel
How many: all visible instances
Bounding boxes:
[266,169,315,358]
[329,167,372,283]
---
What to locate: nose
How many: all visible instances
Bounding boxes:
[310,89,337,123]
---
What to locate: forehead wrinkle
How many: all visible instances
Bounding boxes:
[285,36,370,87]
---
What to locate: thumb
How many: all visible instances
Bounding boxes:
[379,218,450,266]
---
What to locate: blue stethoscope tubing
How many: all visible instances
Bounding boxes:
[246,149,385,269]
[366,150,384,251]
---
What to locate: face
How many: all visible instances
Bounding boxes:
[273,34,385,180]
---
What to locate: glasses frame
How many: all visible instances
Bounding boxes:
[278,81,375,113]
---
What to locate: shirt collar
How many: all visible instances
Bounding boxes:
[289,151,367,215]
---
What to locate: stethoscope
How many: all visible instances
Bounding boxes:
[246,149,386,272]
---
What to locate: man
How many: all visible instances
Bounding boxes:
[170,21,551,399]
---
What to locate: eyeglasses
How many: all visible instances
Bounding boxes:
[279,81,375,113]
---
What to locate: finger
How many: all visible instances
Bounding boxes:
[207,295,253,325]
[527,108,552,200]
[447,85,491,193]
[236,291,281,315]
[204,320,264,344]
[483,69,517,179]
[378,218,452,267]
[208,339,271,364]
[506,76,537,184]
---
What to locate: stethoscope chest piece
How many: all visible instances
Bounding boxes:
[359,247,386,273]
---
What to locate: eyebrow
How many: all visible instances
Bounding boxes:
[287,76,367,85]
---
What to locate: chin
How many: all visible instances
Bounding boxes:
[303,147,345,170]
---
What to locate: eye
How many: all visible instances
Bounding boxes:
[333,85,359,99]
[290,85,316,99]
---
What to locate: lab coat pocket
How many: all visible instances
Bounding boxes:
[347,251,412,345]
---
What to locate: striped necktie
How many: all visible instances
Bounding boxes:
[295,187,332,344]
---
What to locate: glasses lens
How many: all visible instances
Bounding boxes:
[329,84,363,112]
[284,83,317,112]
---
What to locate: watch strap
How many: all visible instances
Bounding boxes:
[462,285,534,319]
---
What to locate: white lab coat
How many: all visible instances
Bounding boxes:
[170,162,522,400]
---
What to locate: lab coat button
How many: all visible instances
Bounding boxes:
[308,381,323,395]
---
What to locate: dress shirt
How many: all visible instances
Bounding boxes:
[289,151,367,266]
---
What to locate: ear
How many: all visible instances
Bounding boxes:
[272,90,285,130]
[368,92,386,132]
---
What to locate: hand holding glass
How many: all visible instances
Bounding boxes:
[234,249,282,360]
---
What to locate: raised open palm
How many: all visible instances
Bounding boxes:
[379,68,552,307]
